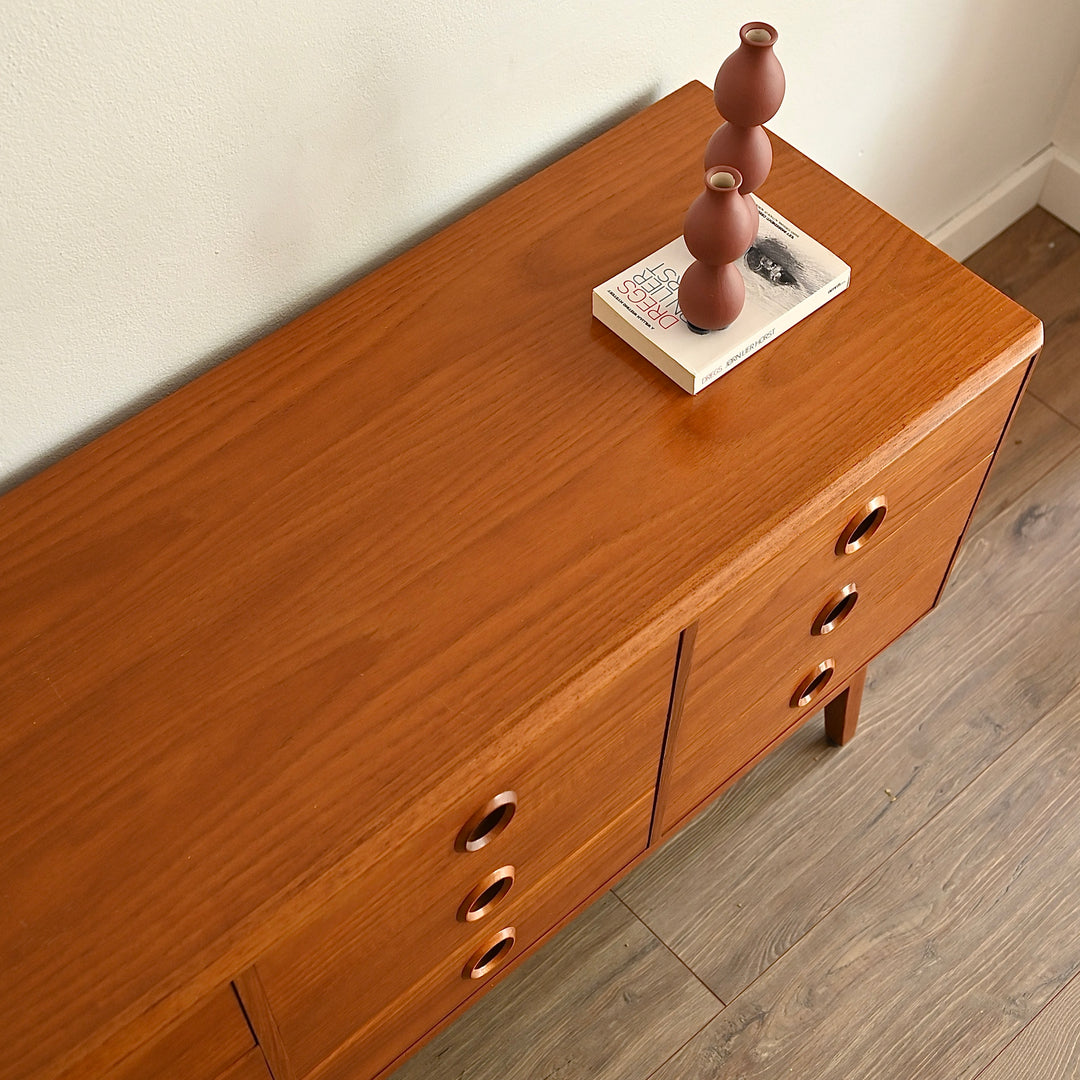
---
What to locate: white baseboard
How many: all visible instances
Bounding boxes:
[926,148,1054,261]
[1039,149,1080,234]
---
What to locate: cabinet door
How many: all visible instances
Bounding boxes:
[659,452,991,836]
[248,637,677,1080]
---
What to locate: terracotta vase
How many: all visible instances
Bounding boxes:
[705,22,784,199]
[703,121,772,195]
[679,259,745,334]
[683,167,758,264]
[713,21,785,129]
[679,166,758,332]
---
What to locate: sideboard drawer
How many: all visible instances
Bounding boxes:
[691,365,1023,678]
[306,791,652,1080]
[108,985,255,1080]
[661,453,991,833]
[251,640,677,1079]
[818,362,1021,556]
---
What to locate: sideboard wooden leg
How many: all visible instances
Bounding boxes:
[824,665,867,746]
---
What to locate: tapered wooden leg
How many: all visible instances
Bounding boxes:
[824,665,867,746]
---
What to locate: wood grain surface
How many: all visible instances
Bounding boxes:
[1023,249,1080,425]
[0,82,1041,1079]
[965,207,1080,299]
[378,197,1080,1080]
[968,394,1080,532]
[217,1050,275,1080]
[309,804,661,1080]
[254,641,675,1079]
[388,386,1080,1080]
[232,969,296,1080]
[648,623,698,847]
[823,664,866,746]
[107,986,254,1080]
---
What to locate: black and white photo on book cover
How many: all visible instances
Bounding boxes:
[592,197,851,394]
[743,203,838,314]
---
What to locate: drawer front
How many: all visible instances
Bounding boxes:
[661,454,990,833]
[108,985,255,1080]
[309,793,652,1080]
[820,359,1023,553]
[252,639,677,1079]
[684,366,1022,680]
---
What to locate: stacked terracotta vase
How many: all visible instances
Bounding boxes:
[679,22,785,333]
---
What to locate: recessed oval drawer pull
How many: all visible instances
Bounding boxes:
[456,790,518,853]
[791,659,836,709]
[463,926,517,980]
[458,865,516,923]
[837,496,888,554]
[812,583,859,636]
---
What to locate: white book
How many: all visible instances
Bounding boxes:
[592,198,851,394]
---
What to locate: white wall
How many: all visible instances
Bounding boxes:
[3,0,1080,489]
[1054,62,1080,159]
[1042,57,1080,232]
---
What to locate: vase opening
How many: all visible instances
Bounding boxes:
[742,24,776,46]
[707,170,738,190]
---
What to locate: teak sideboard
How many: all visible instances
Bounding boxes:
[1,83,1041,1080]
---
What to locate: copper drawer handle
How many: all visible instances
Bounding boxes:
[463,926,516,980]
[837,496,888,554]
[791,659,836,709]
[812,583,858,636]
[458,865,516,923]
[456,790,518,853]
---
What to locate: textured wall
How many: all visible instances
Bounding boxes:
[3,0,1079,488]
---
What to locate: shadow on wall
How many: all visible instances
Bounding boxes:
[1,85,659,498]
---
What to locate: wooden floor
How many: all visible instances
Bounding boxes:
[390,208,1080,1080]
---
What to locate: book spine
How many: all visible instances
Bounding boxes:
[591,291,696,394]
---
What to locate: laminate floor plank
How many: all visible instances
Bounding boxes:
[963,208,1080,300]
[616,438,1080,1001]
[648,681,1080,1080]
[1019,243,1080,426]
[388,894,721,1080]
[975,970,1080,1080]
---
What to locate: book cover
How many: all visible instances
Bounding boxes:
[592,198,851,394]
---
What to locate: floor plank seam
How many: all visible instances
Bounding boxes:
[716,421,1080,1021]
[968,960,1080,1078]
[1028,389,1080,433]
[611,892,727,1010]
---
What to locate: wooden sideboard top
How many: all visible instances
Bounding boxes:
[0,82,1041,1079]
